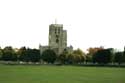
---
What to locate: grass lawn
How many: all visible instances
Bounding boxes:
[0,64,125,83]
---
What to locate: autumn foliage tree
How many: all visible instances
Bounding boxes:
[86,47,104,63]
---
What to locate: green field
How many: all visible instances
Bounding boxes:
[0,64,125,83]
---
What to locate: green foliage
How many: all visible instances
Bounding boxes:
[114,52,123,65]
[27,48,40,62]
[1,46,17,61]
[58,49,86,64]
[58,50,69,64]
[41,49,57,63]
[73,49,84,56]
[0,45,125,66]
[85,54,93,63]
[123,51,125,62]
[73,49,86,62]
[67,49,86,64]
[0,47,3,60]
[18,47,28,62]
[18,47,40,62]
[93,49,112,64]
[67,53,79,64]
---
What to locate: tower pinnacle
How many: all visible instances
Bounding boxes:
[55,19,57,24]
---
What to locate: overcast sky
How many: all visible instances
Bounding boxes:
[0,0,125,51]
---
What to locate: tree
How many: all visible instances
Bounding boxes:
[67,49,86,64]
[2,46,17,61]
[18,47,28,62]
[0,47,3,60]
[123,47,125,63]
[41,49,57,64]
[72,49,86,63]
[86,47,104,63]
[67,53,76,64]
[114,52,123,65]
[85,54,92,64]
[87,47,104,55]
[27,48,40,62]
[58,49,69,64]
[18,47,40,63]
[92,49,112,64]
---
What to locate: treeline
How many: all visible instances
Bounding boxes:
[0,46,40,62]
[86,47,125,65]
[0,46,125,65]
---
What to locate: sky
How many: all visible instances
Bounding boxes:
[0,0,125,51]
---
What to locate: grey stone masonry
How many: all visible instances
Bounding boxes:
[39,23,73,55]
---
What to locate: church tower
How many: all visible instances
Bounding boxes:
[39,22,73,56]
[49,24,67,54]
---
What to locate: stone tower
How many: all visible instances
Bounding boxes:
[49,24,67,54]
[39,23,73,56]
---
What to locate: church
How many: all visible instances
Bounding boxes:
[39,23,73,55]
